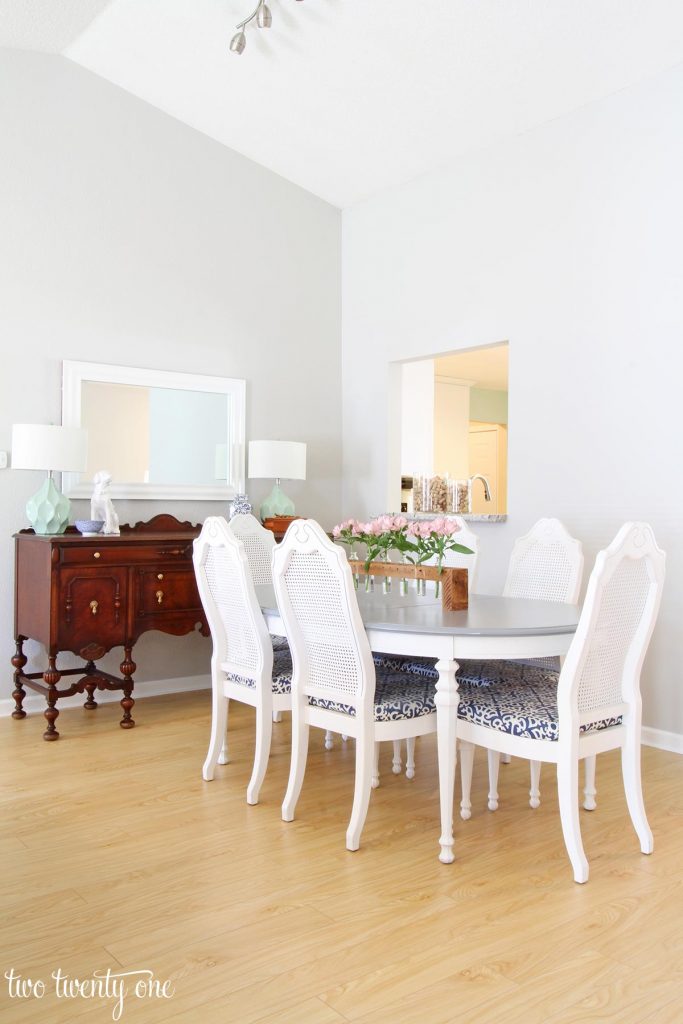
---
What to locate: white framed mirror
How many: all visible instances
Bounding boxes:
[62,361,246,500]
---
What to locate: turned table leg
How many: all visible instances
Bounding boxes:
[43,656,61,741]
[119,646,136,729]
[83,660,99,710]
[11,637,27,720]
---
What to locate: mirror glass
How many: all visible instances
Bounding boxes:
[62,362,246,500]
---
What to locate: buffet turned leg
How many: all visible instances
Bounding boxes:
[83,660,99,710]
[11,637,27,720]
[43,656,61,741]
[119,646,136,729]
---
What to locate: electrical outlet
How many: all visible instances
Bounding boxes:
[0,451,8,469]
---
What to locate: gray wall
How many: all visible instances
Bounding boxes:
[0,51,341,688]
[342,64,682,741]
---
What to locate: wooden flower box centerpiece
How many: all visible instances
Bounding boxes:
[347,560,468,611]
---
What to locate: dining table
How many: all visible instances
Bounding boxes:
[255,583,580,864]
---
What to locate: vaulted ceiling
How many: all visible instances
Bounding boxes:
[3,1,683,207]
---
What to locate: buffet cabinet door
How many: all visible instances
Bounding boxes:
[58,567,128,654]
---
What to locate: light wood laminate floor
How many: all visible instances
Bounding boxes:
[1,691,682,1023]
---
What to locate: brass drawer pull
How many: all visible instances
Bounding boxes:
[157,573,164,580]
[93,552,101,559]
[90,600,98,615]
[156,590,164,605]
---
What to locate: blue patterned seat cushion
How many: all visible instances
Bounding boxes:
[373,653,439,680]
[309,668,436,722]
[372,654,562,689]
[457,670,622,741]
[227,643,292,694]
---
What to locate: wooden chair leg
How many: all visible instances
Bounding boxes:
[583,754,597,811]
[272,710,283,723]
[247,703,273,806]
[346,730,374,851]
[621,734,653,854]
[324,730,334,750]
[529,760,541,809]
[501,753,511,764]
[459,740,475,820]
[282,715,310,822]
[203,691,228,781]
[405,736,416,780]
[487,749,500,811]
[392,739,402,775]
[556,757,589,883]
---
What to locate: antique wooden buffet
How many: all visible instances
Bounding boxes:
[12,515,209,740]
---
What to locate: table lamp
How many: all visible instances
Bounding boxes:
[11,424,88,534]
[248,440,306,520]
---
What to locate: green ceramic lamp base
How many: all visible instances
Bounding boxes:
[259,481,295,521]
[26,476,71,535]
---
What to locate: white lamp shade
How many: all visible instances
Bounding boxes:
[11,424,88,473]
[248,440,306,481]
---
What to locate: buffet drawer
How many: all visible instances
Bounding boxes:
[60,542,194,567]
[135,568,203,616]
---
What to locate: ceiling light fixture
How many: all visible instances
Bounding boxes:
[229,0,303,56]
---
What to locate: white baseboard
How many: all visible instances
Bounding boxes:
[642,726,683,755]
[3,683,681,754]
[0,674,211,718]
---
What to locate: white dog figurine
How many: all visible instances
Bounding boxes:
[91,470,120,535]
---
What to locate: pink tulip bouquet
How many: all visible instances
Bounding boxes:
[332,515,473,575]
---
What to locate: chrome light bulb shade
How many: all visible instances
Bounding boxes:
[257,3,272,28]
[230,30,246,54]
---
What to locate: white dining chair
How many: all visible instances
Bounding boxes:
[193,516,292,804]
[272,519,438,851]
[227,512,290,728]
[459,517,584,819]
[228,513,349,753]
[454,521,665,882]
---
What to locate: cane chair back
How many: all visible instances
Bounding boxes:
[558,522,665,728]
[272,519,375,717]
[504,518,583,604]
[194,516,273,683]
[227,513,276,585]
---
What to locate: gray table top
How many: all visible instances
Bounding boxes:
[255,585,580,638]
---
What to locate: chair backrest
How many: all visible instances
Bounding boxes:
[193,516,273,683]
[558,522,665,726]
[421,517,480,592]
[504,518,584,604]
[227,513,276,585]
[271,519,375,715]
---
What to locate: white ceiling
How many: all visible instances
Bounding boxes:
[0,0,113,52]
[436,345,508,391]
[3,1,683,207]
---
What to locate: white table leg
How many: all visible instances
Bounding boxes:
[434,658,460,864]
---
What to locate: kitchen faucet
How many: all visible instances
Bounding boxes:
[469,474,492,502]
